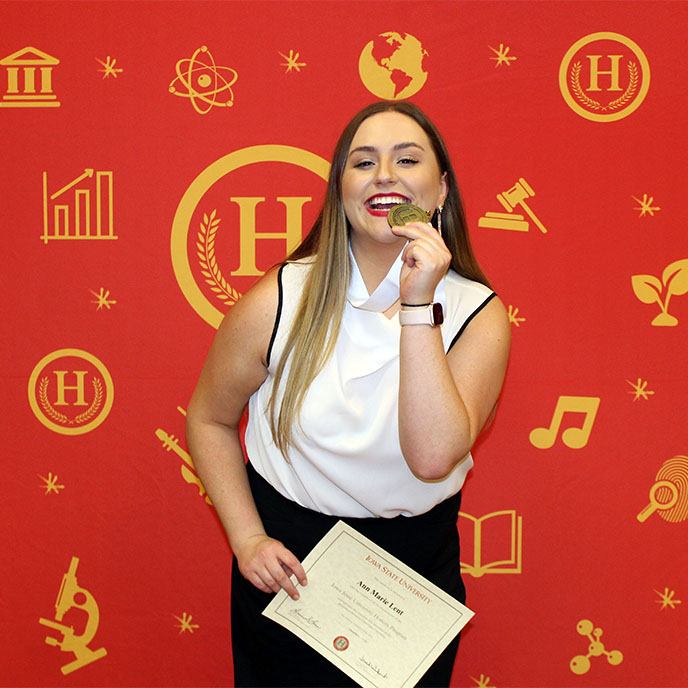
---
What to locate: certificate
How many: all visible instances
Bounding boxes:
[262,520,474,688]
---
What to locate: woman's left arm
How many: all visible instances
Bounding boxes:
[393,222,511,480]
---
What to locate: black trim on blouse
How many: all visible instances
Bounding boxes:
[447,292,497,353]
[266,264,286,367]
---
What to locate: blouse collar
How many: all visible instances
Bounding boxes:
[347,245,403,312]
[346,244,448,314]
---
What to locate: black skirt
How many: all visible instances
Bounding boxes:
[231,462,466,688]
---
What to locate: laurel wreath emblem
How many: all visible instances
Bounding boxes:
[197,209,242,307]
[39,376,104,425]
[570,61,639,112]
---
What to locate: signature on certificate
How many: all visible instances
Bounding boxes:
[289,608,322,628]
[360,656,389,679]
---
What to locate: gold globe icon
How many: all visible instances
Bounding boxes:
[359,32,428,100]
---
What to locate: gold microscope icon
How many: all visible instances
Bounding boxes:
[38,556,107,675]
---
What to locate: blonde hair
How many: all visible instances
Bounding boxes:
[267,102,490,456]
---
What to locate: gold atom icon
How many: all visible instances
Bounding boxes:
[169,46,237,114]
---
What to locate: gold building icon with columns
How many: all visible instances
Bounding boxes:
[0,46,60,108]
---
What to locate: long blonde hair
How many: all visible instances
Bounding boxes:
[267,101,490,456]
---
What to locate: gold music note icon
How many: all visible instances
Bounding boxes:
[529,396,600,449]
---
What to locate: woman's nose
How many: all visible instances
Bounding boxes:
[374,158,396,184]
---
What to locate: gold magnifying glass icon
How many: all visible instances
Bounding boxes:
[636,480,680,522]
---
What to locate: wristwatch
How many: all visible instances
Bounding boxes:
[399,302,444,327]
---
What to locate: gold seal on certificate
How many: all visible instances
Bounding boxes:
[263,521,474,688]
[387,203,430,227]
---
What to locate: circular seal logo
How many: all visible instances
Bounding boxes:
[28,349,114,435]
[359,32,428,100]
[333,636,349,651]
[171,145,330,328]
[559,32,650,122]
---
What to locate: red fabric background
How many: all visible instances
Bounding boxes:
[2,2,686,686]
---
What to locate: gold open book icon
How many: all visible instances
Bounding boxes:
[460,510,523,577]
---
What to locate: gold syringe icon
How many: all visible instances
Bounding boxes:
[156,417,211,505]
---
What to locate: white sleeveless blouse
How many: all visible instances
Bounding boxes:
[245,253,495,518]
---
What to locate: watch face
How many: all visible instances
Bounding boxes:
[432,302,444,326]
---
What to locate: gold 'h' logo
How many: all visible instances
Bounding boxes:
[585,54,623,92]
[28,349,114,435]
[52,370,89,407]
[559,32,650,122]
[172,145,330,328]
[229,196,311,276]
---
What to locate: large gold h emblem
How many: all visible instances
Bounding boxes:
[230,196,311,276]
[585,54,623,92]
[52,370,89,407]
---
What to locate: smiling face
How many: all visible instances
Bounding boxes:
[342,111,447,256]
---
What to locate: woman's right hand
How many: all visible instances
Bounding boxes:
[235,533,308,600]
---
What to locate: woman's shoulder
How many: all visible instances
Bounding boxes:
[443,270,508,348]
[217,265,282,344]
[444,269,494,298]
[443,269,495,316]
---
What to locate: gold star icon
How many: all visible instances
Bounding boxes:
[174,612,199,634]
[632,193,660,217]
[507,305,526,327]
[96,56,123,79]
[626,378,654,401]
[489,43,517,67]
[471,674,496,688]
[280,49,307,73]
[90,288,117,310]
[39,472,65,495]
[655,587,682,610]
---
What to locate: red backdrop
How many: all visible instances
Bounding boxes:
[2,2,687,686]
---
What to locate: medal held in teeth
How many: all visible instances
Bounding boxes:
[387,203,431,227]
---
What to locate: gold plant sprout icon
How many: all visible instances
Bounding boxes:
[631,259,688,326]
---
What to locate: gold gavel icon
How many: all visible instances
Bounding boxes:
[497,177,548,234]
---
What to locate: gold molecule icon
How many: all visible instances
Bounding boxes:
[570,619,623,675]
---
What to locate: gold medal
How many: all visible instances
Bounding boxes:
[387,203,431,227]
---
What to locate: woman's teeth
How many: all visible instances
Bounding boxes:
[368,196,409,210]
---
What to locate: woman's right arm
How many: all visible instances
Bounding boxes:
[185,267,307,600]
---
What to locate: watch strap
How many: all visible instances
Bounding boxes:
[399,302,444,326]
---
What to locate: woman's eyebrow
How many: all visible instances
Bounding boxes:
[348,142,426,157]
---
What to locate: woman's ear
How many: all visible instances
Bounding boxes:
[439,172,448,205]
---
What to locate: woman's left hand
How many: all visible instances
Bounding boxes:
[391,221,451,304]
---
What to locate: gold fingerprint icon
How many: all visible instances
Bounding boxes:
[637,456,688,523]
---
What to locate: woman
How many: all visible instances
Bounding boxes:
[186,101,510,687]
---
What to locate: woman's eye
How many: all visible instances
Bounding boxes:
[398,157,418,165]
[354,160,374,168]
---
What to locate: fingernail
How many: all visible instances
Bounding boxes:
[292,593,300,600]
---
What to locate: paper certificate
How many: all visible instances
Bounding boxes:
[262,520,474,688]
